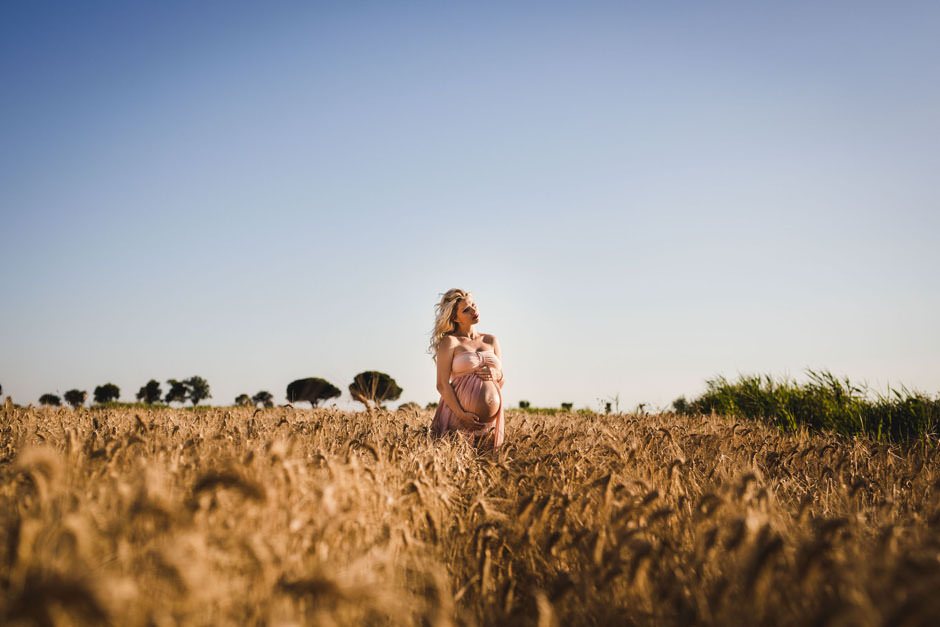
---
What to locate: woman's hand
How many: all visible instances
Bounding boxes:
[476,366,501,382]
[457,411,486,430]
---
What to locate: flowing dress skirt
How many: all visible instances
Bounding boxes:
[431,373,504,450]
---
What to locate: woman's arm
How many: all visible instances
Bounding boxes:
[437,338,484,427]
[491,335,504,389]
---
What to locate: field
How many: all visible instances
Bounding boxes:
[2,405,939,626]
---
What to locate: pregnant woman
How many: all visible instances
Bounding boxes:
[429,289,505,450]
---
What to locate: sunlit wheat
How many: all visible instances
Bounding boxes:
[1,406,939,624]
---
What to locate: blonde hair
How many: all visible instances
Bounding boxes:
[428,288,471,360]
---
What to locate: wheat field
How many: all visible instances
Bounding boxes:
[1,404,939,626]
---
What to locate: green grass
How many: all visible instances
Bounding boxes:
[673,370,940,443]
[513,406,595,416]
[89,401,214,411]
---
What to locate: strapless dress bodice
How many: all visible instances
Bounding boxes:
[451,349,502,378]
[432,348,505,449]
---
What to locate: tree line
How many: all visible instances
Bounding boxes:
[33,376,212,408]
[22,371,404,411]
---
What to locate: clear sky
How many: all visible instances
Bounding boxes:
[2,1,938,411]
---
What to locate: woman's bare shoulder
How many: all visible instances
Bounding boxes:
[439,334,460,349]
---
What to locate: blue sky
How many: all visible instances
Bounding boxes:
[1,1,938,410]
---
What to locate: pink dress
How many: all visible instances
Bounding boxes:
[431,350,505,450]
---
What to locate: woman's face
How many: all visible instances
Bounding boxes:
[452,298,480,328]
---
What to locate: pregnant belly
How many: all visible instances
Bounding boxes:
[458,378,501,420]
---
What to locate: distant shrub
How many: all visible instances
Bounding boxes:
[519,400,530,409]
[561,402,573,411]
[137,380,162,404]
[94,383,121,404]
[165,379,187,404]
[425,402,438,410]
[287,378,341,408]
[252,391,274,408]
[675,370,940,442]
[164,377,211,406]
[349,371,402,412]
[39,393,61,407]
[671,396,689,415]
[64,389,87,408]
[186,376,211,406]
[398,402,421,412]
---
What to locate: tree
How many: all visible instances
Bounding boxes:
[39,394,61,407]
[348,371,402,411]
[561,402,573,411]
[286,378,341,408]
[63,389,87,409]
[137,380,162,404]
[186,376,211,406]
[235,394,252,407]
[165,379,187,404]
[252,391,274,408]
[93,383,120,404]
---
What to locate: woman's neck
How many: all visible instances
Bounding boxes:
[453,324,475,339]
